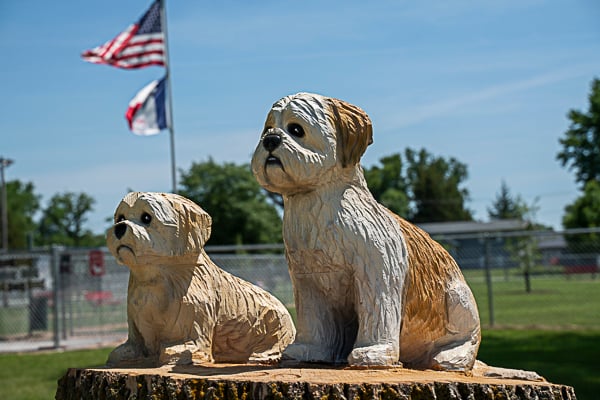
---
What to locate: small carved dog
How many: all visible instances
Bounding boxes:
[105,192,295,366]
[251,93,481,370]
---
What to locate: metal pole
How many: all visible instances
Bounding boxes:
[1,163,6,252]
[483,234,495,327]
[51,245,61,349]
[61,265,67,340]
[160,0,177,193]
[0,157,14,252]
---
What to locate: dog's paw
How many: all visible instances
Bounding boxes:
[347,344,399,367]
[106,342,142,367]
[430,340,479,372]
[282,343,333,363]
[160,342,212,365]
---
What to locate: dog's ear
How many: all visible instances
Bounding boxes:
[326,97,373,168]
[186,201,212,249]
[167,195,212,254]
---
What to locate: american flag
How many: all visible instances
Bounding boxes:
[81,0,165,69]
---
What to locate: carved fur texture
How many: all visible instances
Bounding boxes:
[105,192,295,366]
[251,93,480,370]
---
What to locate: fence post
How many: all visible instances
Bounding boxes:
[27,277,33,336]
[60,255,67,340]
[51,245,61,349]
[483,234,495,327]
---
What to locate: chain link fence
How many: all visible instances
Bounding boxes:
[0,247,129,346]
[0,228,598,349]
[430,228,599,329]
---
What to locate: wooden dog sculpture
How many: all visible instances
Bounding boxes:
[251,93,481,370]
[105,192,295,366]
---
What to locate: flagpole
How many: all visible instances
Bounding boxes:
[160,0,177,193]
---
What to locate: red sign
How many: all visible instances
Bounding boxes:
[89,250,105,276]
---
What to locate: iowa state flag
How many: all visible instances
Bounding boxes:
[125,77,168,135]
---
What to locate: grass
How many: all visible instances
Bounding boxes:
[463,269,600,329]
[478,329,600,400]
[0,347,111,400]
[0,330,598,400]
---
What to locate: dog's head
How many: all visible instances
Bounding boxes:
[251,92,373,195]
[106,192,212,268]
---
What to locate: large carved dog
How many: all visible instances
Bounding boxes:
[251,93,481,370]
[105,192,295,366]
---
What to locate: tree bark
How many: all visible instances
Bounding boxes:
[56,366,577,400]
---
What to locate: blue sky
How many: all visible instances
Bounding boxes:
[1,0,599,234]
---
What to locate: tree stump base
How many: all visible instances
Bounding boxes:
[55,362,577,399]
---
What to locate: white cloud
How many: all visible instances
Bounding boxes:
[380,65,594,130]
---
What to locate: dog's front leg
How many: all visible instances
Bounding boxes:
[159,304,216,365]
[283,275,338,363]
[347,266,403,366]
[106,339,145,366]
[106,321,148,366]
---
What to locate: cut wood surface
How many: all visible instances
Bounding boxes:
[56,363,577,399]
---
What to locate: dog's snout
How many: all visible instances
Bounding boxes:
[114,223,127,240]
[262,134,282,152]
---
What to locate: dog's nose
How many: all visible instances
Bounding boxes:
[262,134,282,152]
[114,223,127,240]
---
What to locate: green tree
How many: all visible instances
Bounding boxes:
[179,158,282,245]
[487,180,548,292]
[557,78,600,186]
[38,192,101,247]
[363,149,473,222]
[557,77,600,251]
[2,180,40,249]
[487,180,528,220]
[562,180,600,251]
[503,198,542,293]
[364,153,409,217]
[405,148,473,223]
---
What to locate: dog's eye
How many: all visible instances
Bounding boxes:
[116,215,125,223]
[287,123,305,138]
[141,212,152,225]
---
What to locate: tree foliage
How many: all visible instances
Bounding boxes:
[483,181,548,293]
[179,158,282,245]
[557,77,600,242]
[557,78,600,186]
[487,180,528,220]
[405,148,472,223]
[363,153,409,217]
[364,148,472,222]
[38,192,101,247]
[563,180,600,229]
[3,180,40,249]
[562,179,600,250]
